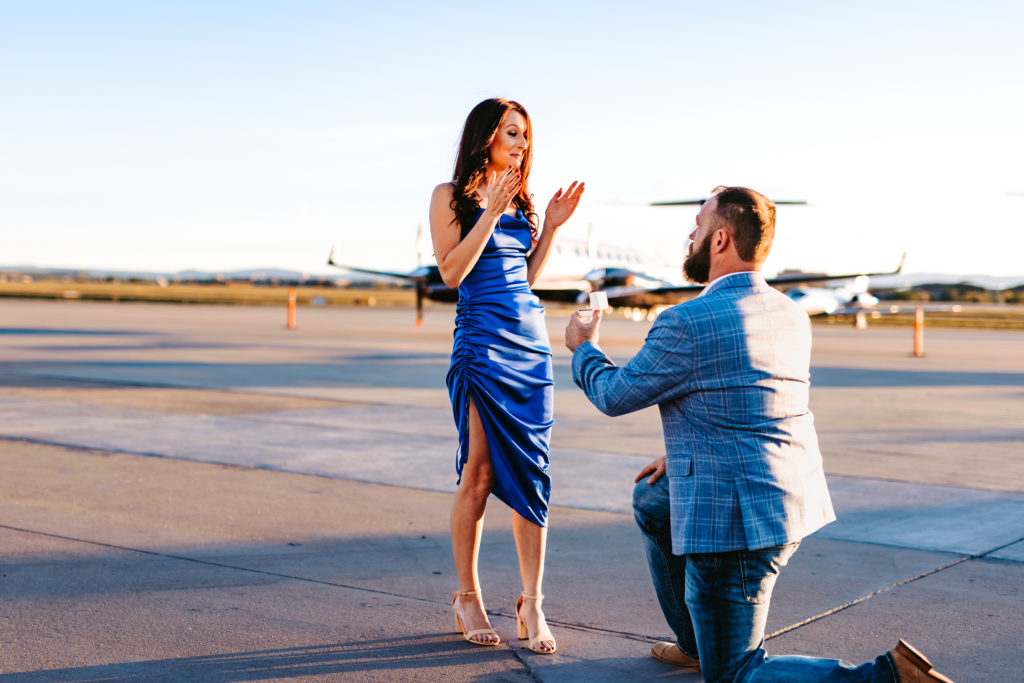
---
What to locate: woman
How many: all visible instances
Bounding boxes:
[429,98,583,654]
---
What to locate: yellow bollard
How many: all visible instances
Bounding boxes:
[287,287,296,330]
[912,306,924,357]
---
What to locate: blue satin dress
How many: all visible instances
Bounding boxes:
[446,208,553,527]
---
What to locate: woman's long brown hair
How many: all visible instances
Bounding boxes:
[451,98,537,242]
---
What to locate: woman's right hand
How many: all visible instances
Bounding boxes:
[480,167,521,217]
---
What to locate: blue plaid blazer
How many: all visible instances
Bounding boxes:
[572,271,835,554]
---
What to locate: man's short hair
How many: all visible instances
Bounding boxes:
[709,186,776,263]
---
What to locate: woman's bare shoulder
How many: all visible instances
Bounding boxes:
[431,182,456,200]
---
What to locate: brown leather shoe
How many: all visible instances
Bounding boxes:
[651,641,701,671]
[889,639,954,682]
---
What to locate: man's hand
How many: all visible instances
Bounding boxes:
[564,309,602,352]
[635,456,667,485]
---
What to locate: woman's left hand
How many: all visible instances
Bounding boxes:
[544,181,585,231]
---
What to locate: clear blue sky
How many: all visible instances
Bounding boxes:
[3,1,1022,278]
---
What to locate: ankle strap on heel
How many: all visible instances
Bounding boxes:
[520,593,544,601]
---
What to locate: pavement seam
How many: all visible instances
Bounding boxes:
[765,554,972,641]
[0,522,445,607]
[5,373,182,390]
[977,535,1024,558]
[0,434,178,461]
[5,371,399,409]
[0,522,668,656]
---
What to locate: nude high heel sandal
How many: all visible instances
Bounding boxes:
[451,590,500,646]
[515,593,556,654]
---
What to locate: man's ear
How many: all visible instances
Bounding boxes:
[712,228,732,255]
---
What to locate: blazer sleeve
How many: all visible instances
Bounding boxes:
[571,310,694,416]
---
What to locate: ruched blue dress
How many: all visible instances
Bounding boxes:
[446,208,553,527]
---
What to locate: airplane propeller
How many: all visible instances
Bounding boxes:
[649,198,810,206]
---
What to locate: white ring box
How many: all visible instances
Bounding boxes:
[578,291,609,323]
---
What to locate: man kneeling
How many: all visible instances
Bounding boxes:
[565,186,952,682]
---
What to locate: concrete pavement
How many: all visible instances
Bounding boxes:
[1,300,1022,681]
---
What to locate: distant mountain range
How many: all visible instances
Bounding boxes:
[0,265,346,283]
[863,273,1024,290]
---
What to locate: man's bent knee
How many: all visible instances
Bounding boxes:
[633,476,671,527]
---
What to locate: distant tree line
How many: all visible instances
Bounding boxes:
[879,283,1024,304]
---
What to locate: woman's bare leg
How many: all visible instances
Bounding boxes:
[513,512,555,652]
[450,397,499,644]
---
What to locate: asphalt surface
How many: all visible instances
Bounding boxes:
[1,299,1021,681]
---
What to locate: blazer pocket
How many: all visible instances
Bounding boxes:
[666,454,693,478]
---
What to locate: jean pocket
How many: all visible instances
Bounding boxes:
[738,544,798,603]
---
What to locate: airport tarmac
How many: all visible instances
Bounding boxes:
[1,299,1022,681]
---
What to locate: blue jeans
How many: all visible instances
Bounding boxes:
[632,476,897,682]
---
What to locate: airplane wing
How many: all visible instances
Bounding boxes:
[767,253,906,286]
[327,246,449,325]
[532,279,594,304]
[328,263,427,280]
[597,254,906,310]
[600,282,704,308]
[327,246,433,281]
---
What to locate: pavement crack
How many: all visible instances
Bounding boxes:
[766,554,972,640]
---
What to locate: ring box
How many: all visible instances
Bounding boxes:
[577,291,609,324]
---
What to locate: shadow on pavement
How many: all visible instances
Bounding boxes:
[4,360,1024,391]
[0,637,517,681]
[0,328,150,336]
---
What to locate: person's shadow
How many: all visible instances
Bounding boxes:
[0,635,520,681]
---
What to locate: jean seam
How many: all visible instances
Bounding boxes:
[739,550,760,604]
[882,651,897,682]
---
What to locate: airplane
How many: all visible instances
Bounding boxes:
[640,197,909,319]
[327,225,645,325]
[328,242,907,325]
[328,198,906,325]
[578,255,907,319]
[784,277,879,316]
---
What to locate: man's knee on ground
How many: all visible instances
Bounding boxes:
[632,476,670,529]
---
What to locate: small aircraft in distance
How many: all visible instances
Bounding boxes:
[328,197,906,325]
[328,244,907,326]
[784,276,881,316]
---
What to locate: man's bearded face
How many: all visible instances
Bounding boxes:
[683,230,713,284]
